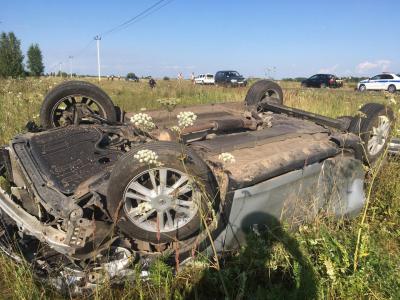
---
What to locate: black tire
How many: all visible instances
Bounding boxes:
[358,84,366,92]
[388,84,396,93]
[40,80,117,129]
[244,80,283,107]
[349,103,394,164]
[107,142,218,244]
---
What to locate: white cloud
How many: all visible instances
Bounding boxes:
[318,64,339,73]
[356,60,391,74]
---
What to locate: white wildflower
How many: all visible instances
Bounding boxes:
[130,113,156,131]
[140,107,147,111]
[137,202,153,214]
[134,149,162,166]
[177,111,197,128]
[170,126,180,132]
[389,97,397,105]
[218,152,236,164]
[157,98,181,112]
[324,259,336,281]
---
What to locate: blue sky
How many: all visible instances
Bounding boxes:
[2,0,399,78]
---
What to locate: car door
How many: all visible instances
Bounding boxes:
[308,75,319,87]
[380,74,394,90]
[367,75,382,90]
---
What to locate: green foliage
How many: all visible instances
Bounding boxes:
[27,43,44,76]
[0,32,25,78]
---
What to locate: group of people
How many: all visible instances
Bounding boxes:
[178,72,196,84]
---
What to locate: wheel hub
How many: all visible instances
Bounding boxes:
[150,195,173,210]
[123,168,198,233]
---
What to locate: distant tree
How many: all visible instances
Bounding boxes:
[27,43,44,76]
[56,71,68,77]
[163,76,170,81]
[0,32,25,78]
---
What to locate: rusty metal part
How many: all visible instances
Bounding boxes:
[258,102,349,131]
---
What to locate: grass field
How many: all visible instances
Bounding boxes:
[0,77,399,299]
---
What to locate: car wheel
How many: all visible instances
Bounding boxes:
[40,81,117,129]
[301,82,307,88]
[349,103,394,164]
[358,84,366,92]
[107,141,219,244]
[388,84,396,93]
[244,80,283,107]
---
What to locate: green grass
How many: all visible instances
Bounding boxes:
[0,77,399,299]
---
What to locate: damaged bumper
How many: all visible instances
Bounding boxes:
[0,185,73,255]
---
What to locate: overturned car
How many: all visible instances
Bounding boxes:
[0,80,395,294]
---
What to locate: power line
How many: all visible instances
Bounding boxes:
[100,0,167,37]
[72,39,95,59]
[113,0,174,34]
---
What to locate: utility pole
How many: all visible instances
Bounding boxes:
[94,35,101,82]
[68,56,73,78]
[59,62,62,77]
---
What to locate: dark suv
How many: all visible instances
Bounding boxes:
[301,74,343,88]
[215,71,247,87]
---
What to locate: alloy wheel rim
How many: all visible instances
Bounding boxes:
[123,167,199,233]
[50,95,106,127]
[367,115,390,156]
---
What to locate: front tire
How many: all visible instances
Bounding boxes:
[358,84,366,92]
[107,142,218,244]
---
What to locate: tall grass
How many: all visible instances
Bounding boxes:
[0,77,399,299]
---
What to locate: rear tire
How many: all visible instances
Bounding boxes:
[349,103,394,164]
[244,80,283,107]
[388,84,396,93]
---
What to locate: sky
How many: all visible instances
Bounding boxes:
[1,0,399,79]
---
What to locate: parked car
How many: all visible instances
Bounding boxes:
[0,80,395,294]
[357,73,400,93]
[194,74,215,85]
[125,73,139,82]
[301,74,343,88]
[215,70,247,87]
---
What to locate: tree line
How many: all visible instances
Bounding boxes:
[0,32,44,78]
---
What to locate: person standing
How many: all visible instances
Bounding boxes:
[191,72,195,85]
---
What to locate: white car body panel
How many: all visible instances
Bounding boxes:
[194,74,215,85]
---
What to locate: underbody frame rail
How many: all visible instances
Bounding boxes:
[0,186,73,255]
